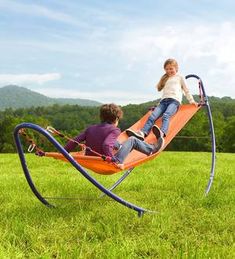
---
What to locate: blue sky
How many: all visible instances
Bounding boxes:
[0,0,235,104]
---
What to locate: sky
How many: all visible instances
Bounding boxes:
[0,0,235,105]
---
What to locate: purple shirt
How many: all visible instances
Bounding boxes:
[64,123,121,157]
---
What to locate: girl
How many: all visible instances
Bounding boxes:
[126,58,197,150]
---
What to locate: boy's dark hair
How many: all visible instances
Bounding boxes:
[100,103,123,123]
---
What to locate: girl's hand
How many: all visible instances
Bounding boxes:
[190,100,198,107]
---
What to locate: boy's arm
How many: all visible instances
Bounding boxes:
[64,131,86,152]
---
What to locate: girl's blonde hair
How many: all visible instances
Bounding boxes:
[157,58,178,91]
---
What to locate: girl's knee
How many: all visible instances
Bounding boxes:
[149,114,156,122]
[162,112,170,119]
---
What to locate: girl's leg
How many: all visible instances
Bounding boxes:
[114,136,154,163]
[141,102,166,135]
[161,100,179,135]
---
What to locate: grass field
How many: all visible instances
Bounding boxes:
[0,152,234,258]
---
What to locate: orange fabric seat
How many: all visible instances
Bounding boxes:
[45,104,200,175]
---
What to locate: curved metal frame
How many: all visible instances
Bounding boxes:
[186,74,216,194]
[14,123,147,216]
[14,74,215,215]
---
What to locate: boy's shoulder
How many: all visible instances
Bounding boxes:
[88,123,118,130]
[86,123,120,136]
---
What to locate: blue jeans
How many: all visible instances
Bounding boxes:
[142,98,180,136]
[114,136,155,163]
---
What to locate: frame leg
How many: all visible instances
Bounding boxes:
[99,167,134,198]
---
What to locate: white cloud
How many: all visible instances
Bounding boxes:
[117,21,235,98]
[0,73,61,85]
[119,22,235,64]
[0,1,83,26]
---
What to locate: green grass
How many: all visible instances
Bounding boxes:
[0,152,234,258]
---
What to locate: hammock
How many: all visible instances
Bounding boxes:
[14,74,216,216]
[45,104,200,174]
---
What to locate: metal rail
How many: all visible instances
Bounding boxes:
[186,74,216,194]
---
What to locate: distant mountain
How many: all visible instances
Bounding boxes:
[0,85,102,110]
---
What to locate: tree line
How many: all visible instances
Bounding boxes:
[0,97,234,153]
